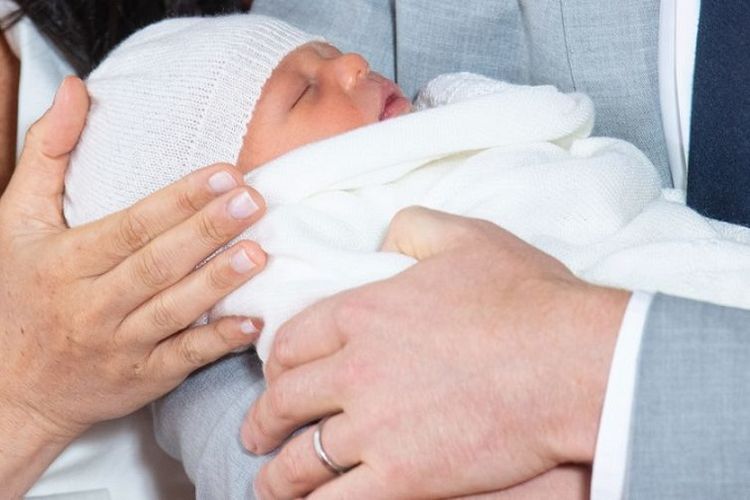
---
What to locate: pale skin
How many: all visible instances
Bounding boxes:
[454,466,590,500]
[244,208,626,499]
[235,44,606,499]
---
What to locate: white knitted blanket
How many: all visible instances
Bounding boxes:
[66,73,750,361]
[222,73,750,360]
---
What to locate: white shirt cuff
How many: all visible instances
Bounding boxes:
[590,291,655,500]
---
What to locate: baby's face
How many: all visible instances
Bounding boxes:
[238,42,411,171]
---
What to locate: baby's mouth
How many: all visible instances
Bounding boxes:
[378,80,411,121]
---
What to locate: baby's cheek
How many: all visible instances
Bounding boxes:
[236,127,257,173]
[240,103,377,170]
[237,118,287,172]
[316,105,374,138]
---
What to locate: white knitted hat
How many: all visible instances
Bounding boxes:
[64,14,322,226]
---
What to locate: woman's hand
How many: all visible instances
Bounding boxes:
[243,207,629,500]
[0,78,267,495]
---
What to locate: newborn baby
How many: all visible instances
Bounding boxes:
[65,12,750,500]
[65,14,410,224]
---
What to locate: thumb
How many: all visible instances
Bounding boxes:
[5,76,89,226]
[381,206,481,260]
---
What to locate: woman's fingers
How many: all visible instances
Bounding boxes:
[254,413,360,500]
[100,186,265,313]
[149,315,262,383]
[122,240,266,345]
[4,77,88,228]
[73,163,249,274]
[242,355,343,454]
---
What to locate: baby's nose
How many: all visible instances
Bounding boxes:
[332,53,370,91]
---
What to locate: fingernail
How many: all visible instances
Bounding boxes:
[208,171,237,194]
[240,319,259,336]
[231,249,256,274]
[242,423,257,453]
[228,192,259,219]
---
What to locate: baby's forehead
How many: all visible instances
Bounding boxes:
[260,42,338,96]
[278,41,341,67]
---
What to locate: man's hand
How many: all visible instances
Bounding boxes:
[0,77,267,495]
[456,466,590,500]
[243,207,629,499]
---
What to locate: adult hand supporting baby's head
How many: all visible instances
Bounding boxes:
[245,206,629,500]
[0,77,268,496]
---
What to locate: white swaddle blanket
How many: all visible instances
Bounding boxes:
[218,73,750,360]
[67,73,750,362]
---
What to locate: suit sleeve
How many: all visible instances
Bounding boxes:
[627,294,750,499]
[152,352,271,500]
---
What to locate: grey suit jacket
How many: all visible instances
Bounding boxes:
[153,2,750,498]
[250,1,750,497]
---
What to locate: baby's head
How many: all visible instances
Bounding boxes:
[64,14,410,225]
[241,41,410,170]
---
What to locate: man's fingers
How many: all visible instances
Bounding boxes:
[73,164,250,273]
[150,316,261,383]
[100,187,265,312]
[265,295,348,383]
[253,413,360,500]
[242,355,343,454]
[6,77,89,226]
[381,206,492,261]
[120,240,266,344]
[307,465,386,500]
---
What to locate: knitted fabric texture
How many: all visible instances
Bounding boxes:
[64,14,322,225]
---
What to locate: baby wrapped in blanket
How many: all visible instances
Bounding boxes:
[64,13,750,498]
